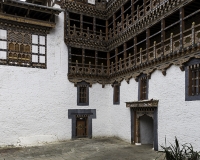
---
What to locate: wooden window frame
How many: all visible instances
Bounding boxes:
[113,82,120,105]
[77,81,89,106]
[185,58,200,101]
[0,29,47,69]
[138,74,148,101]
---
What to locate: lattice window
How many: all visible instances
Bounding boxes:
[113,82,120,105]
[79,86,87,103]
[77,81,89,106]
[140,77,147,100]
[185,59,200,101]
[188,64,200,96]
[31,34,46,68]
[138,74,148,101]
[0,29,7,61]
[0,29,46,68]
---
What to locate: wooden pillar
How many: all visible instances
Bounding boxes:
[93,17,96,35]
[82,49,85,67]
[143,0,146,16]
[161,19,165,55]
[115,48,118,71]
[113,14,116,36]
[180,7,185,49]
[121,5,124,28]
[107,52,110,73]
[134,36,137,65]
[133,110,136,143]
[146,28,150,61]
[135,116,140,144]
[124,43,127,65]
[95,50,98,70]
[131,0,134,19]
[106,20,108,40]
[68,47,71,73]
[80,14,83,33]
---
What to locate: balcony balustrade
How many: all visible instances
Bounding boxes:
[69,22,200,76]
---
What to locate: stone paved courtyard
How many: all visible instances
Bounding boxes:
[0,138,164,160]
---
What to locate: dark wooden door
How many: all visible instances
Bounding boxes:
[76,117,88,137]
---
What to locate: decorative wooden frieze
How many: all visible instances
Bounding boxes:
[126,99,159,109]
[64,0,200,86]
[0,13,56,28]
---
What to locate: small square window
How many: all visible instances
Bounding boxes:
[77,81,89,106]
[138,74,148,101]
[185,58,200,101]
[113,82,120,105]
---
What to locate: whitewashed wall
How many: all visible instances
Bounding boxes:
[0,5,200,151]
[0,8,111,147]
[108,65,200,150]
[106,79,138,143]
[149,66,200,151]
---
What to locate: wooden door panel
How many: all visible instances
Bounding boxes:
[76,117,87,137]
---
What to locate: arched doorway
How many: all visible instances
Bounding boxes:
[126,100,158,151]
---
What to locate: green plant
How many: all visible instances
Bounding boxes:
[161,137,200,160]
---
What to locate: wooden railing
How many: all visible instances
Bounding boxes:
[69,61,109,76]
[108,0,169,40]
[69,22,200,76]
[68,25,106,41]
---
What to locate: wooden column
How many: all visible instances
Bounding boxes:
[115,48,118,71]
[161,19,165,55]
[82,49,85,67]
[80,14,83,33]
[131,0,134,19]
[68,47,71,73]
[95,50,98,70]
[121,5,124,29]
[107,52,110,73]
[143,0,146,16]
[180,7,185,49]
[113,14,116,36]
[135,116,140,144]
[124,43,127,64]
[146,28,150,61]
[134,36,137,65]
[93,17,96,35]
[106,20,108,40]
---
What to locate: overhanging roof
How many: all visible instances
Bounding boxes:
[0,0,63,28]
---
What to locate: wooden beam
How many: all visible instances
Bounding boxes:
[0,12,55,27]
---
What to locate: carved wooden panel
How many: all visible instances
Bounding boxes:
[0,27,47,69]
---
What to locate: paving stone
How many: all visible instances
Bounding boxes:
[0,137,162,160]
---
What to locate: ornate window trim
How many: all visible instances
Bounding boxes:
[113,82,120,105]
[185,58,200,101]
[138,74,149,101]
[77,81,89,106]
[0,28,47,69]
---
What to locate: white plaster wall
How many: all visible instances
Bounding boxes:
[140,115,153,144]
[108,65,200,150]
[108,78,138,143]
[1,5,200,151]
[0,7,111,147]
[149,65,200,151]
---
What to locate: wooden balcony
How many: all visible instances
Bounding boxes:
[68,22,200,78]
